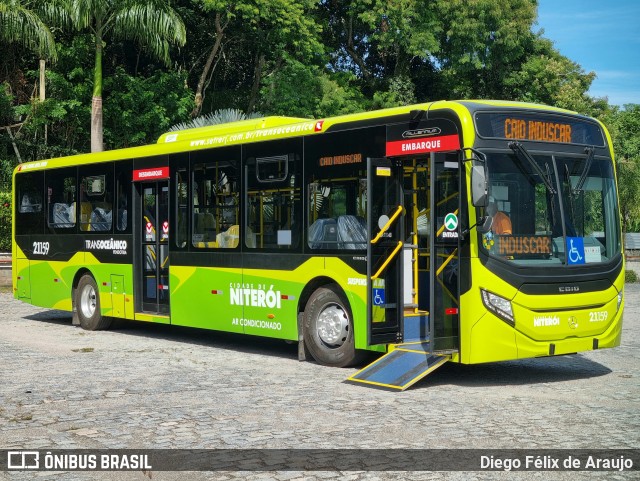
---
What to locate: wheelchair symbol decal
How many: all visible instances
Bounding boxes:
[566,237,585,265]
[373,288,385,306]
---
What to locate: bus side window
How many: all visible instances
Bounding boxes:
[307,180,366,250]
[176,168,187,247]
[15,171,44,236]
[116,171,129,232]
[245,155,300,250]
[47,169,77,230]
[80,172,113,232]
[191,159,239,249]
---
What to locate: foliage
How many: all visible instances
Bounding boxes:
[0,191,10,251]
[48,0,187,151]
[169,108,261,132]
[0,0,57,60]
[0,83,15,124]
[104,67,193,147]
[258,59,366,118]
[626,269,638,284]
[606,104,640,233]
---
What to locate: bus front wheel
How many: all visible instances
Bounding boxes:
[303,284,358,367]
[75,274,112,331]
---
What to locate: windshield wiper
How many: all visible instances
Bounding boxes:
[565,163,575,218]
[573,146,595,194]
[509,142,557,194]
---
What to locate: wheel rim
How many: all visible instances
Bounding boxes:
[316,303,349,347]
[79,284,97,319]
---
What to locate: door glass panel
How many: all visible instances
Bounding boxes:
[142,186,157,309]
[140,182,170,314]
[431,154,460,351]
[367,158,403,345]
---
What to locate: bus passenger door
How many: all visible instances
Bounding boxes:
[137,181,170,314]
[429,152,460,353]
[366,157,404,345]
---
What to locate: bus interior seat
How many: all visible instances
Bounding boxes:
[217,224,239,248]
[51,202,74,227]
[90,205,112,231]
[337,215,367,249]
[202,212,216,240]
[308,218,338,249]
[195,212,203,232]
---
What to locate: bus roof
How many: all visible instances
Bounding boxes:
[13,100,585,175]
[156,116,311,144]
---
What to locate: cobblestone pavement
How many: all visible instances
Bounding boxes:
[0,285,639,481]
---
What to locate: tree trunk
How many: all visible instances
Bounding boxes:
[5,126,22,163]
[344,16,371,81]
[91,28,104,152]
[246,53,265,114]
[191,13,227,118]
[39,59,47,145]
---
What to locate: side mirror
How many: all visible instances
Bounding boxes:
[476,215,493,234]
[471,165,488,207]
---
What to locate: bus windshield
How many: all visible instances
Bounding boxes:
[480,149,621,266]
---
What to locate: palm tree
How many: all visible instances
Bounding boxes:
[0,0,57,60]
[61,0,186,152]
[168,109,263,132]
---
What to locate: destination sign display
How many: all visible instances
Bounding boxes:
[494,235,552,257]
[475,112,605,146]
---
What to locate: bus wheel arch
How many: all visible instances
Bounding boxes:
[73,271,112,331]
[301,280,360,367]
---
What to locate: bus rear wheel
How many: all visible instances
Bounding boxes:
[303,284,358,367]
[75,274,111,331]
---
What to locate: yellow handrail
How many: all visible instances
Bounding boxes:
[371,205,404,244]
[436,248,458,277]
[371,241,403,280]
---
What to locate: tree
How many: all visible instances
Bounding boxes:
[0,0,57,60]
[191,0,323,117]
[55,0,186,152]
[433,0,537,99]
[169,108,261,131]
[607,104,640,233]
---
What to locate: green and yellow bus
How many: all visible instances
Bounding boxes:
[12,100,625,390]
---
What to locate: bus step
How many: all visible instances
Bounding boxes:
[403,312,428,342]
[346,342,449,391]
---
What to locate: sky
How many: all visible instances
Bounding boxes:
[536,0,640,106]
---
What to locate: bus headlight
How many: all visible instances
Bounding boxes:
[481,289,515,326]
[617,290,623,312]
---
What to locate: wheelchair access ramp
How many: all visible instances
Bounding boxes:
[346,342,450,391]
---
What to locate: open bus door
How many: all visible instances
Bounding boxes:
[366,157,404,346]
[429,152,461,354]
[348,153,453,390]
[348,120,460,390]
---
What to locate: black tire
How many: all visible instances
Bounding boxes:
[75,274,111,331]
[303,284,360,367]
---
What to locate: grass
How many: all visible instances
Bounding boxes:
[72,347,95,353]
